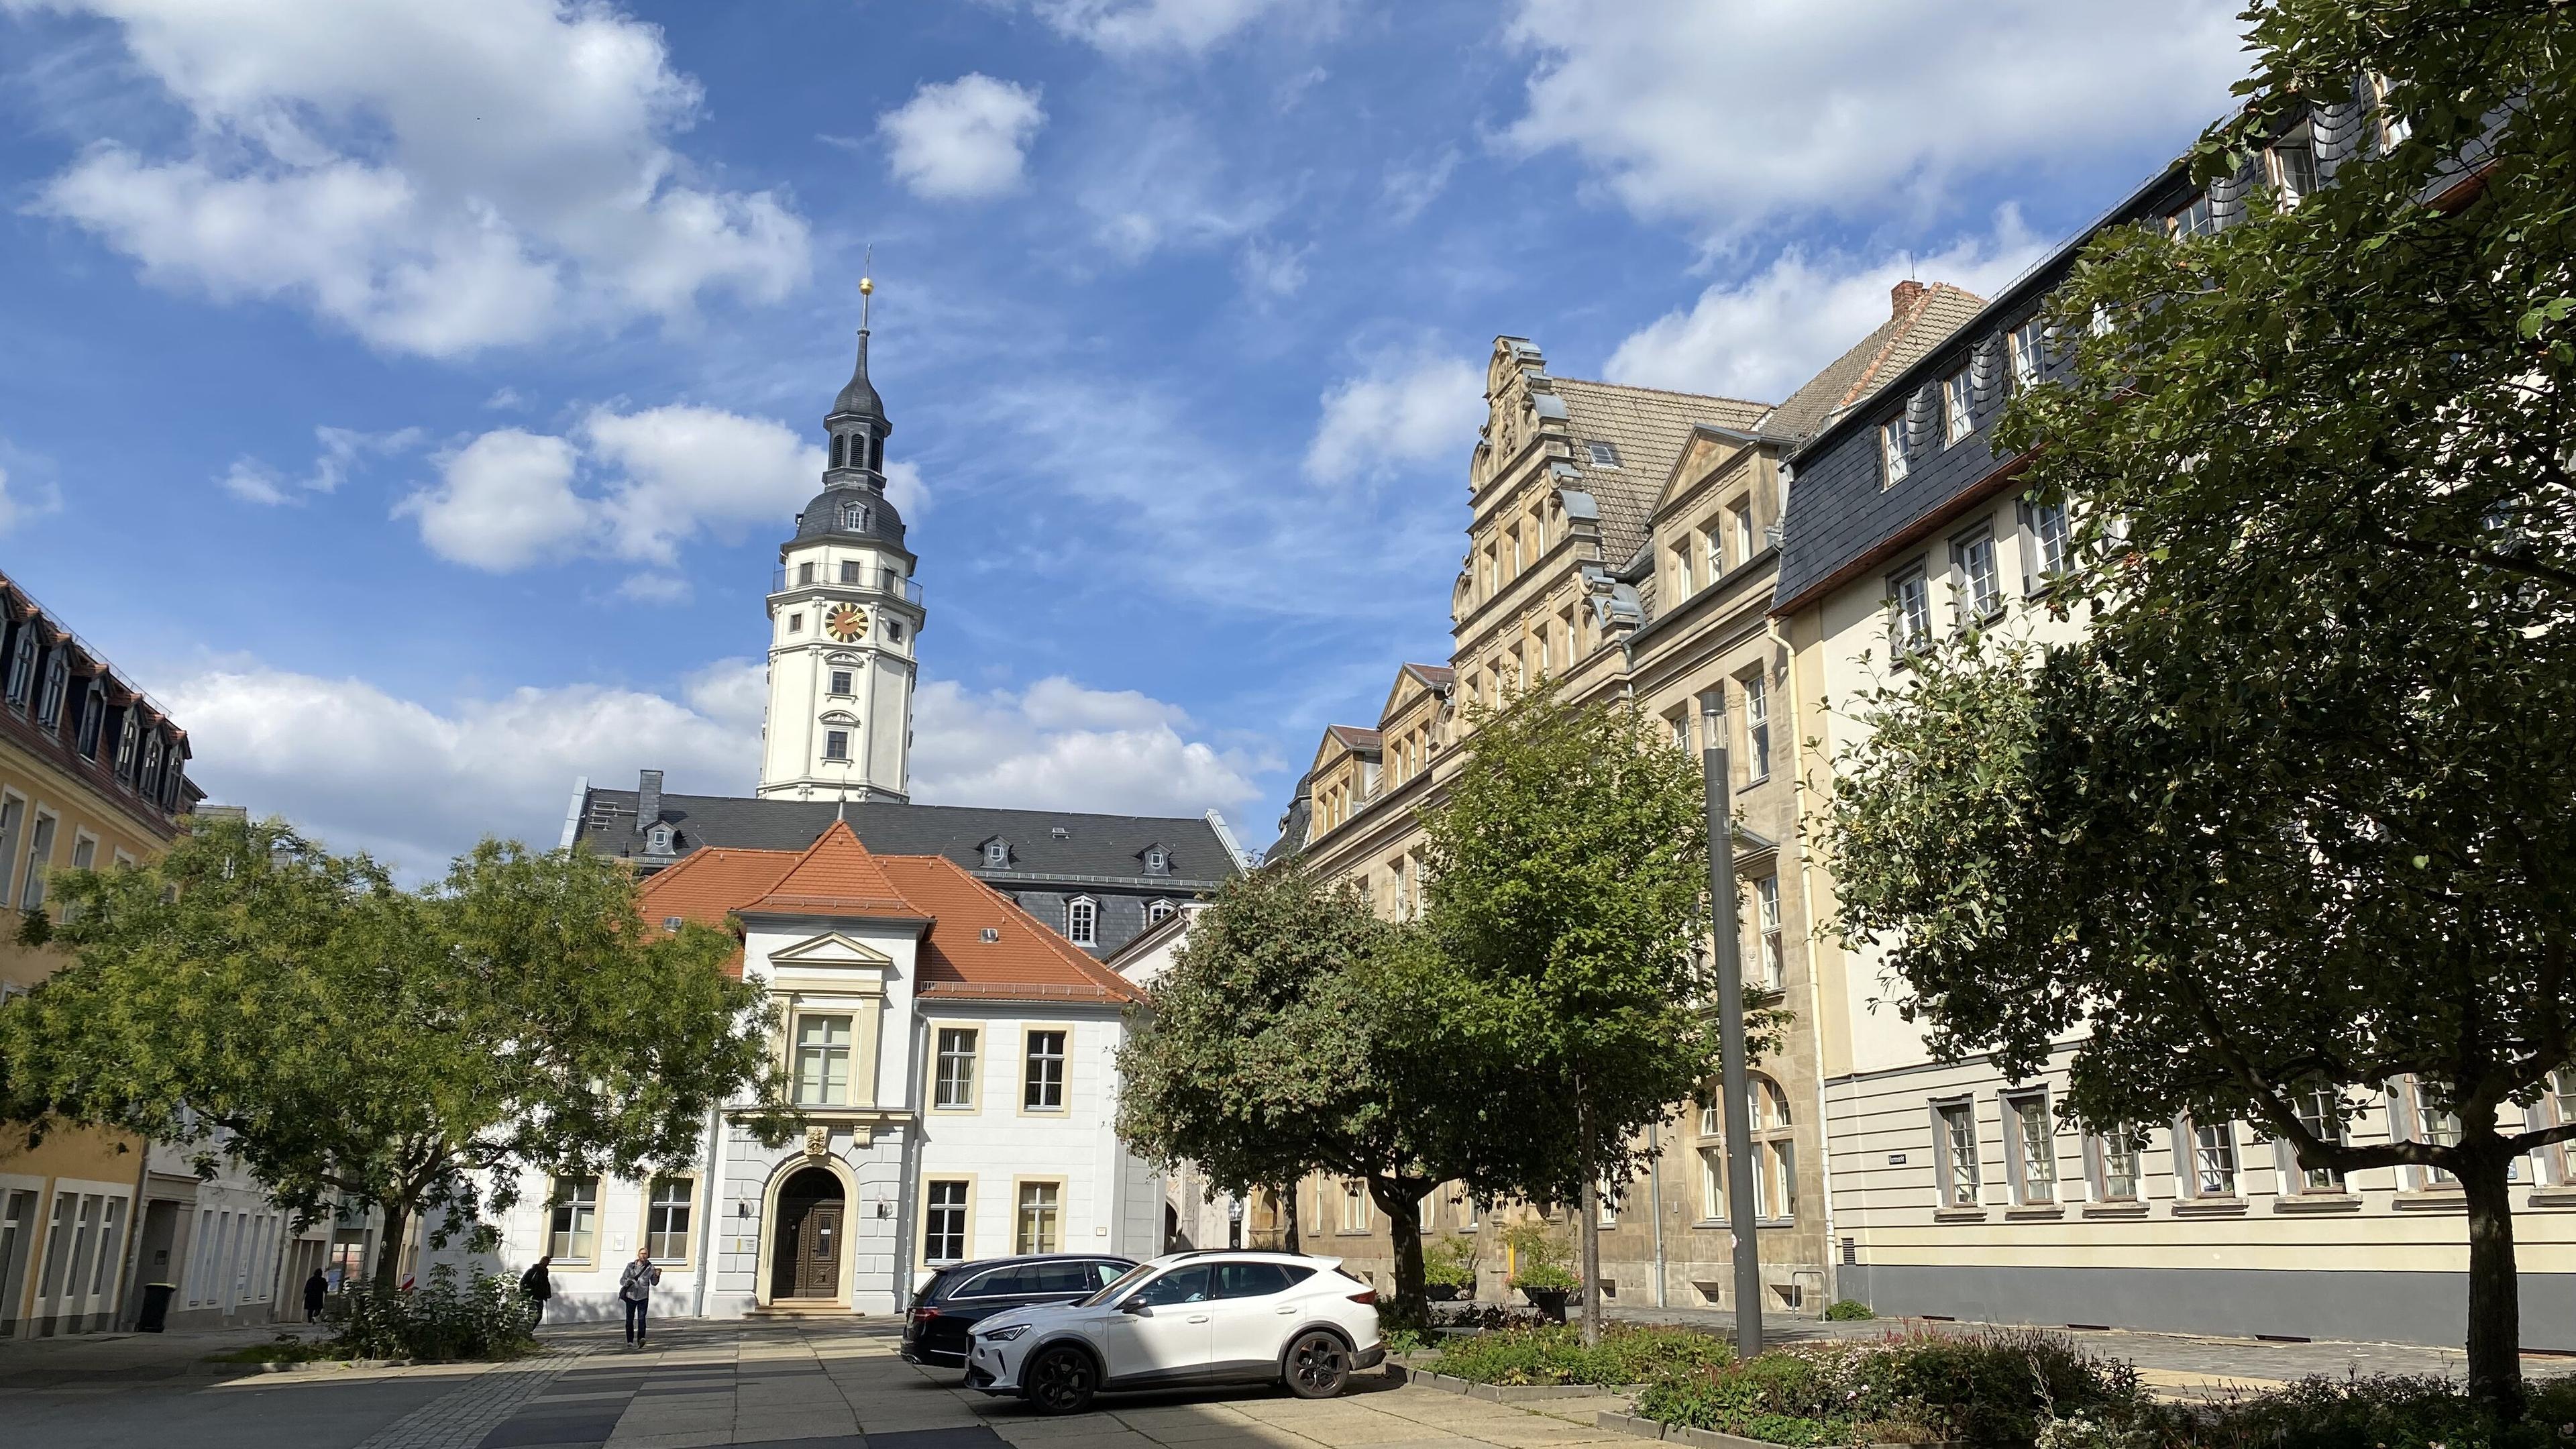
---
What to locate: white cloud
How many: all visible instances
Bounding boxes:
[1605,209,2050,401]
[1381,148,1460,227]
[1021,0,1287,56]
[394,428,586,571]
[913,676,1266,816]
[166,661,1258,875]
[1504,0,2246,236]
[0,462,63,534]
[1236,238,1309,299]
[394,405,920,576]
[1304,350,1484,485]
[164,665,757,879]
[1075,116,1275,262]
[877,74,1046,202]
[19,0,810,358]
[221,423,423,505]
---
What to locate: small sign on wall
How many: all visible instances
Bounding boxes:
[1888,1154,1907,1165]
[610,1232,629,1253]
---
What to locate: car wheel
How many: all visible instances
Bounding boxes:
[1283,1330,1351,1399]
[1025,1344,1097,1415]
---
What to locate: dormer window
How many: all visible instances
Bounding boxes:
[980,926,1001,944]
[841,502,866,531]
[1585,441,1621,468]
[1050,826,1069,840]
[647,825,674,855]
[662,916,683,932]
[983,840,1010,868]
[1147,899,1176,924]
[1144,847,1169,875]
[36,651,66,727]
[3,625,32,706]
[1065,896,1097,948]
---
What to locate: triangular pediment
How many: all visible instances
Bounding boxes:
[768,930,895,967]
[1654,424,1764,517]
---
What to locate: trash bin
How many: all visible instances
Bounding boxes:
[138,1282,175,1332]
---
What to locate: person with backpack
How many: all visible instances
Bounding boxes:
[519,1255,553,1328]
[618,1248,661,1347]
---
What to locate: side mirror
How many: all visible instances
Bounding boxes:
[1120,1299,1151,1316]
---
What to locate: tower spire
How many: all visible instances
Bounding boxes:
[859,243,873,333]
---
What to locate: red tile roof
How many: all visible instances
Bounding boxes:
[633,829,1142,1005]
[745,820,922,917]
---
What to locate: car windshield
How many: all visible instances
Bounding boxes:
[1077,1261,1159,1308]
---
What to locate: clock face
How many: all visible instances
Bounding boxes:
[824,604,869,643]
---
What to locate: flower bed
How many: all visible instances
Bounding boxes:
[1635,1330,2139,1448]
[1426,1324,1731,1388]
[2040,1373,2576,1449]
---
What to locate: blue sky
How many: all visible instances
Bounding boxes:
[0,0,2248,874]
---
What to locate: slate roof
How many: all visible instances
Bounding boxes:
[1552,379,1772,565]
[1758,284,1990,445]
[790,482,908,551]
[578,786,1236,886]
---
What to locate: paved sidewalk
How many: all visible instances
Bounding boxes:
[0,1318,338,1389]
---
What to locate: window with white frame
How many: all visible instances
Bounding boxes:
[2009,319,2048,392]
[2032,501,2072,580]
[2271,121,2322,205]
[1597,1180,1618,1228]
[1741,672,1770,781]
[2186,1118,2239,1197]
[2290,1085,2350,1192]
[1063,897,1097,947]
[647,1178,693,1260]
[1888,568,1931,655]
[1146,898,1176,925]
[2409,1078,2463,1187]
[1880,420,1909,485]
[1024,1030,1067,1111]
[1754,875,1783,991]
[1705,529,1724,583]
[1955,531,2000,620]
[1675,540,1697,598]
[1668,710,1693,753]
[823,729,850,761]
[1731,500,1755,566]
[983,839,1009,867]
[0,796,23,904]
[2167,192,2217,238]
[19,812,54,910]
[794,1014,855,1106]
[2090,1126,2144,1201]
[1942,366,1973,445]
[1750,1078,1796,1220]
[924,1181,969,1263]
[547,1177,599,1263]
[934,1027,978,1110]
[2006,1094,2057,1205]
[1340,1181,1370,1232]
[1016,1182,1060,1253]
[1933,1100,1981,1208]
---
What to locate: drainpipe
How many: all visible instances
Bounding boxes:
[691,1102,722,1320]
[1646,1120,1668,1309]
[1767,605,1838,1311]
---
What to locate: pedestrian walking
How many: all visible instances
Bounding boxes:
[302,1268,327,1324]
[618,1248,661,1347]
[519,1255,553,1328]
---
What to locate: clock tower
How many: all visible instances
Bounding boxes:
[757,278,924,802]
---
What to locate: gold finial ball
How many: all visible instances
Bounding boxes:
[859,276,873,295]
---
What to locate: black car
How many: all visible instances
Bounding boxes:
[902,1254,1135,1369]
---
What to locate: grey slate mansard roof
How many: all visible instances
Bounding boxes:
[575,785,1240,888]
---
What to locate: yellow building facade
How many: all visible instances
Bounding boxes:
[0,569,201,1337]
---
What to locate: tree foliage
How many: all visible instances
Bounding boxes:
[0,816,793,1291]
[1114,860,1460,1324]
[1420,680,1761,1340]
[1827,0,2576,1407]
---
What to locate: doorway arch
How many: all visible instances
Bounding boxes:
[768,1166,847,1303]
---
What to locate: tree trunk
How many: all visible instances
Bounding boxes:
[1371,1178,1429,1331]
[2460,1134,2526,1413]
[371,1200,409,1296]
[1576,1088,1603,1347]
[1283,1182,1301,1255]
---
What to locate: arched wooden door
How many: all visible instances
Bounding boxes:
[769,1167,845,1301]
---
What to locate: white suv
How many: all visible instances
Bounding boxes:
[963,1250,1384,1415]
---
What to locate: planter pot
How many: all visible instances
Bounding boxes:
[1426,1284,1462,1302]
[1518,1286,1570,1323]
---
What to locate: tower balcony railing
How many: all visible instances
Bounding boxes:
[769,565,925,605]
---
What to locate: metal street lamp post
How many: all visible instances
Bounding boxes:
[1701,694,1763,1359]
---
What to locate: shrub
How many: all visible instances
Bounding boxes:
[1825,1299,1877,1322]
[1428,1324,1728,1387]
[1425,1234,1479,1291]
[1638,1330,2141,1449]
[331,1266,537,1362]
[1433,1302,1552,1332]
[2112,1373,2576,1449]
[1502,1220,1578,1291]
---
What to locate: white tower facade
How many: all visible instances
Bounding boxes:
[757,301,925,801]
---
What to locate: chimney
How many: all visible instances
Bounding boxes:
[1890,279,1927,317]
[637,769,663,837]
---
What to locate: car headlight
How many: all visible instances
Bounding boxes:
[980,1324,1031,1343]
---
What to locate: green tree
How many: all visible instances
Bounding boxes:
[1114,861,1463,1326]
[1419,680,1735,1344]
[0,816,793,1293]
[1827,0,2576,1407]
